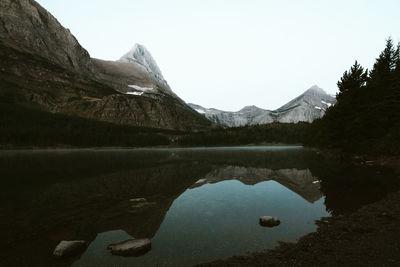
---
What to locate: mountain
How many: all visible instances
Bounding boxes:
[0,0,212,131]
[92,44,180,100]
[119,44,166,84]
[274,85,336,123]
[189,85,336,127]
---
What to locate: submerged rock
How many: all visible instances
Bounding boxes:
[107,238,151,256]
[131,202,156,208]
[129,198,156,214]
[259,216,281,227]
[129,201,157,215]
[53,240,87,257]
[129,198,147,203]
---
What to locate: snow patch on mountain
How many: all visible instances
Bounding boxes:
[128,85,153,91]
[195,109,206,114]
[321,100,332,107]
[126,91,144,96]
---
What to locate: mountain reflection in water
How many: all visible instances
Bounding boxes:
[0,147,398,266]
[192,166,322,203]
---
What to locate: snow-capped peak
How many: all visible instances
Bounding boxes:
[119,43,165,80]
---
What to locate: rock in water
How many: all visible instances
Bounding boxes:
[53,240,87,257]
[107,238,151,256]
[259,216,281,227]
[129,198,147,203]
[129,198,156,214]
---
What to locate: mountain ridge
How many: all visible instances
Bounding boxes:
[189,85,336,127]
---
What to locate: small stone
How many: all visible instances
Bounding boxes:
[107,238,151,256]
[53,240,87,257]
[129,198,147,203]
[259,216,280,227]
[129,201,156,215]
[131,202,156,209]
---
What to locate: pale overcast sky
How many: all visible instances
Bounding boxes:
[36,0,399,111]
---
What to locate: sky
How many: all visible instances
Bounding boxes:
[36,0,400,111]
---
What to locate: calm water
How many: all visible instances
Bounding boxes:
[0,146,398,266]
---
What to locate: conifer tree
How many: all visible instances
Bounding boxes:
[368,38,397,91]
[390,43,400,103]
[393,42,400,81]
[306,37,400,155]
[336,61,367,102]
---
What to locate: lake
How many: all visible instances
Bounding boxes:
[0,146,398,266]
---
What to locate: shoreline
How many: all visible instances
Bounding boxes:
[198,151,400,266]
[0,143,303,151]
[308,147,400,173]
[198,189,400,266]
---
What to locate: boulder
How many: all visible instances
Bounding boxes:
[53,240,87,257]
[259,216,280,227]
[107,238,151,256]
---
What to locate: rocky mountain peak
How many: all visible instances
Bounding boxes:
[119,43,165,81]
[240,105,263,113]
[305,85,326,95]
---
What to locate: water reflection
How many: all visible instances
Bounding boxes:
[0,147,398,266]
[74,180,327,267]
[193,166,322,203]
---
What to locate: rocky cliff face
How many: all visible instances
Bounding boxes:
[0,0,92,73]
[0,0,212,131]
[57,94,211,130]
[189,85,336,127]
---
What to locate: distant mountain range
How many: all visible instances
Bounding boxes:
[189,86,336,127]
